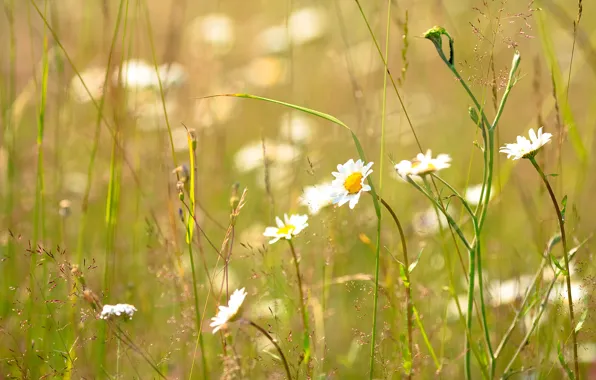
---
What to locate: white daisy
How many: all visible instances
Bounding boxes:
[263,214,309,244]
[500,127,552,160]
[113,59,159,89]
[299,182,334,215]
[395,150,451,177]
[330,159,373,209]
[210,288,247,333]
[100,303,137,320]
[464,184,494,206]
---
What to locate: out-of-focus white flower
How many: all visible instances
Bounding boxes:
[330,159,373,209]
[280,113,313,143]
[113,59,159,89]
[100,304,137,320]
[395,150,451,177]
[255,165,294,191]
[288,7,327,45]
[500,127,552,160]
[244,57,289,88]
[194,92,237,129]
[412,207,450,237]
[447,294,472,321]
[255,25,289,54]
[263,214,308,244]
[335,41,383,77]
[234,140,300,173]
[488,275,535,307]
[464,184,494,206]
[210,288,247,333]
[170,126,193,152]
[70,67,107,103]
[193,14,234,54]
[239,223,268,248]
[157,62,188,88]
[550,281,585,307]
[253,298,287,319]
[299,183,334,215]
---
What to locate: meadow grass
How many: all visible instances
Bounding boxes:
[1,0,595,379]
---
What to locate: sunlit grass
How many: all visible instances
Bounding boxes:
[1,0,594,379]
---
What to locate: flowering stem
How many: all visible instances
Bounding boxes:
[378,197,413,378]
[248,320,292,380]
[287,239,311,376]
[529,156,579,379]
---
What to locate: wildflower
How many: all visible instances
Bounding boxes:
[464,184,494,206]
[70,67,106,103]
[113,59,159,89]
[280,112,313,143]
[330,159,373,209]
[263,214,309,244]
[210,288,247,333]
[288,7,327,46]
[395,150,451,177]
[499,127,552,160]
[299,183,334,215]
[59,199,72,217]
[196,14,234,52]
[412,207,450,237]
[100,304,137,320]
[234,140,300,173]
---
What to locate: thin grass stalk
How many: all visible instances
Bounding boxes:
[502,245,581,377]
[75,0,126,264]
[378,197,413,377]
[186,130,209,379]
[287,239,311,376]
[26,1,49,374]
[248,320,293,380]
[529,157,579,378]
[1,0,17,320]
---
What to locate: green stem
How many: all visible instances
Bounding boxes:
[249,320,293,380]
[529,157,579,379]
[378,197,413,378]
[501,244,580,378]
[287,239,311,377]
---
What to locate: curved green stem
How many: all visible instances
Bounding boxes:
[529,157,579,379]
[287,239,311,376]
[378,197,413,378]
[249,320,293,379]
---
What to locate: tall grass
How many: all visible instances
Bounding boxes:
[2,0,595,378]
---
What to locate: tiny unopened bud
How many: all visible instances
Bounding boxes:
[83,289,100,309]
[71,265,82,278]
[468,107,480,126]
[359,233,371,245]
[59,199,72,217]
[188,129,197,150]
[172,165,190,183]
[176,181,185,201]
[229,182,240,209]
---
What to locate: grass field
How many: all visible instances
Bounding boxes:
[1,0,595,378]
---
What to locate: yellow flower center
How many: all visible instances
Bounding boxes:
[344,172,363,194]
[277,224,295,236]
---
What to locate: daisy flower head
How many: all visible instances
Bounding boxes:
[263,214,309,244]
[299,182,334,215]
[330,159,373,209]
[210,288,247,333]
[395,150,451,178]
[500,127,552,160]
[100,303,137,321]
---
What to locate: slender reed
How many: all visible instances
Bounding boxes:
[287,239,311,376]
[528,157,579,378]
[248,320,293,380]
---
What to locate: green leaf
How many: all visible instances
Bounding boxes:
[547,234,562,253]
[575,308,588,333]
[547,173,559,177]
[399,264,410,288]
[557,342,575,379]
[400,333,413,375]
[408,247,425,273]
[550,254,568,276]
[561,195,568,223]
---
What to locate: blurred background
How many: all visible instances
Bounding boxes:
[1,0,595,378]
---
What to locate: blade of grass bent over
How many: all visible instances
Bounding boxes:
[206,93,383,378]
